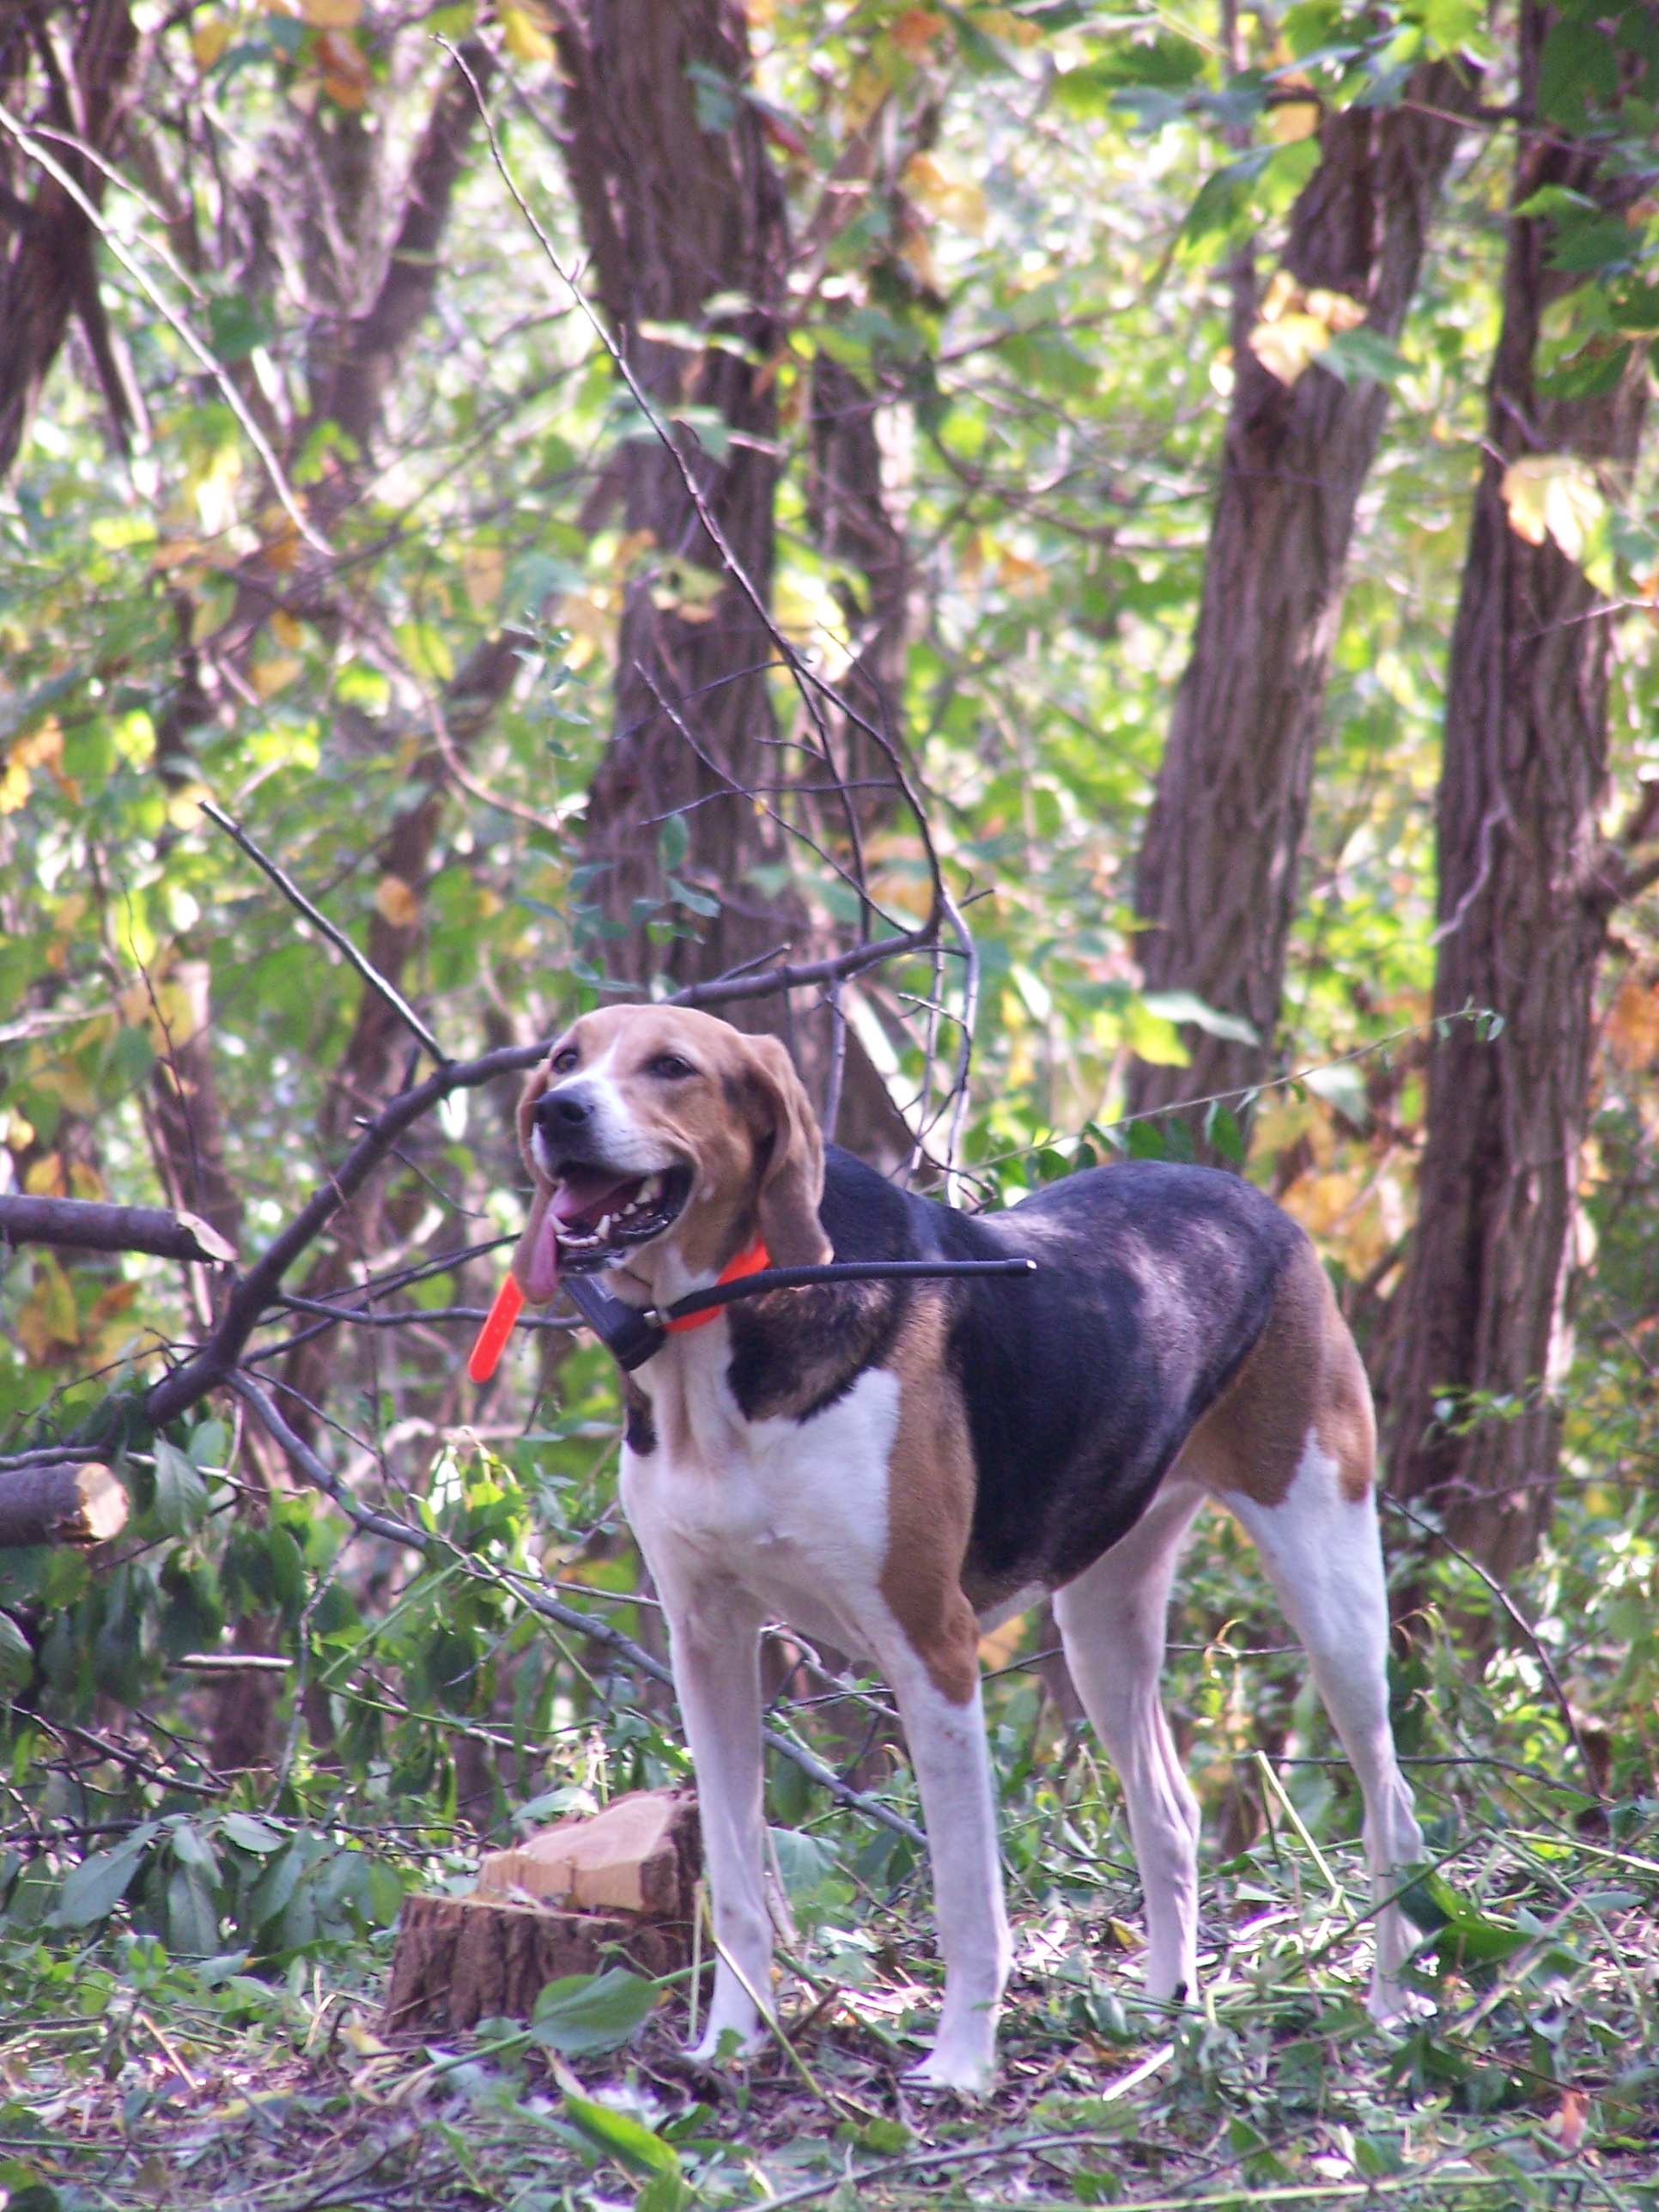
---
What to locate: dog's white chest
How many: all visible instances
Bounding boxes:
[620,1346,902,1657]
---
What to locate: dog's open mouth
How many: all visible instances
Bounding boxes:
[519,1163,693,1298]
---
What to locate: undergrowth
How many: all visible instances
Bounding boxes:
[2,1395,1656,2212]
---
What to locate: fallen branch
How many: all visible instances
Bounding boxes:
[0,1193,235,1267]
[0,1460,128,1549]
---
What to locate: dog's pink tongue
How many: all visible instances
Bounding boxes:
[550,1173,639,1230]
[524,1206,561,1302]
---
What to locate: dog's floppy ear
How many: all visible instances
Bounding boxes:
[741,1035,832,1268]
[517,1062,551,1179]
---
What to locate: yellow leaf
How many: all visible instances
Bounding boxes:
[301,0,361,21]
[191,16,233,65]
[977,1611,1030,1669]
[251,655,301,699]
[1499,454,1605,563]
[24,1152,66,1197]
[501,4,556,61]
[1249,310,1333,386]
[901,151,988,234]
[270,607,302,649]
[1268,97,1321,141]
[462,544,505,613]
[1606,975,1659,1070]
[1304,286,1365,332]
[374,875,422,929]
[898,225,939,290]
[15,1259,81,1364]
[166,782,209,830]
[970,7,1043,45]
[70,1161,105,1200]
[997,548,1049,597]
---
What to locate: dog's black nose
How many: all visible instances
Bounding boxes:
[538,1089,592,1132]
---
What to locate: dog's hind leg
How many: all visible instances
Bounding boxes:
[1053,1478,1206,2005]
[1218,1449,1426,2023]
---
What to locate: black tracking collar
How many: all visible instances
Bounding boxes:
[562,1258,1037,1374]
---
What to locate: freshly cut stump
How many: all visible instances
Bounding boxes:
[384,1788,699,2033]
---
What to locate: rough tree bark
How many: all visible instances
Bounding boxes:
[1378,12,1650,1575]
[0,0,140,483]
[554,0,796,1000]
[1127,65,1474,1133]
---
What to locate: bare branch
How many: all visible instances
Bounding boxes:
[200,799,447,1066]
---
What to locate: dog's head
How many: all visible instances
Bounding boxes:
[512,1006,831,1304]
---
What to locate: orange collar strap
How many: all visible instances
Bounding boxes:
[664,1237,771,1334]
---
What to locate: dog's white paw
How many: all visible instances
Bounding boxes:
[1366,1983,1435,2029]
[902,2043,996,2097]
[688,2021,769,2067]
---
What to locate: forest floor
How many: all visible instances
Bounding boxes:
[4,1794,1656,2212]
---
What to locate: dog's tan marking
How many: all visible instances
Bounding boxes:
[878,1297,981,1705]
[1174,1238,1373,1507]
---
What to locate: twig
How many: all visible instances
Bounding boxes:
[1382,1494,1603,1803]
[200,801,447,1066]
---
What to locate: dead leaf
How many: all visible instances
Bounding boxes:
[1249,311,1334,386]
[462,544,505,613]
[892,9,945,57]
[270,608,302,649]
[1606,975,1659,1070]
[250,655,301,699]
[316,27,372,106]
[301,0,360,21]
[23,1152,66,1198]
[1550,2087,1589,2153]
[374,875,422,930]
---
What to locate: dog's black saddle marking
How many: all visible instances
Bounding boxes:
[796,1147,1304,1603]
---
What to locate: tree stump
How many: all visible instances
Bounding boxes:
[0,1461,127,1549]
[383,1789,699,2033]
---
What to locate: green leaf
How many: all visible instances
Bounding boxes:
[0,2161,61,2212]
[635,2176,695,2212]
[0,1609,33,1697]
[531,1968,659,2055]
[167,1862,222,1956]
[1320,326,1408,386]
[1178,147,1273,256]
[1140,989,1260,1047]
[1126,1119,1164,1160]
[658,811,690,871]
[562,2088,680,2178]
[221,1813,286,1855]
[1537,20,1619,125]
[1203,1102,1247,1164]
[153,1437,210,1538]
[768,1826,839,1899]
[51,1825,158,1928]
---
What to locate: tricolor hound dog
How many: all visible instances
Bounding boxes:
[510,1004,1424,2092]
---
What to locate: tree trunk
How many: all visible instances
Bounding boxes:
[1127,66,1473,1137]
[1378,16,1648,1575]
[556,0,794,1001]
[0,1461,126,1549]
[0,0,139,483]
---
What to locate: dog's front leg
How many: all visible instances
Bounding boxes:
[885,1649,1012,2094]
[659,1578,772,2061]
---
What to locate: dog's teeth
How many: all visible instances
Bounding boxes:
[597,1214,612,1241]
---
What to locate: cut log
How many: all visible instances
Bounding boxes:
[0,1461,128,1549]
[477,1786,697,1915]
[0,1193,235,1266]
[383,1892,690,2032]
[383,1788,700,2033]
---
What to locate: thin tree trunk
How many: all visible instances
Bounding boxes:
[1127,66,1473,1138]
[556,0,794,1000]
[0,0,139,483]
[1378,12,1649,1575]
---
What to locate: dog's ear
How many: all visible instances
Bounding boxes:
[517,1062,550,1180]
[741,1035,832,1267]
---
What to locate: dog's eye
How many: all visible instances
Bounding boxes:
[647,1054,696,1080]
[551,1048,579,1073]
